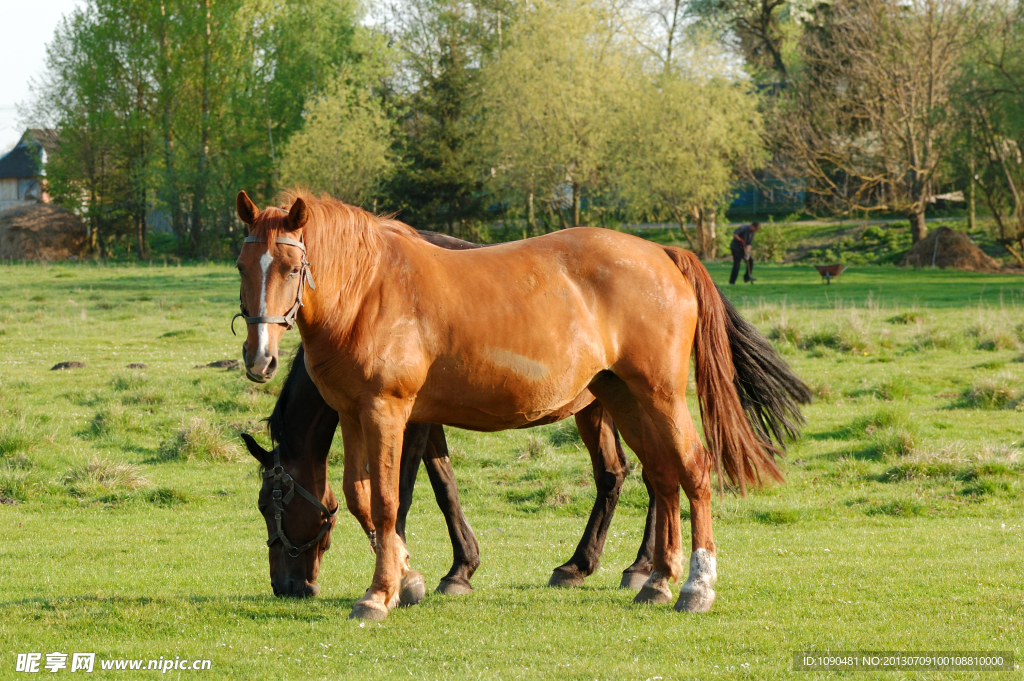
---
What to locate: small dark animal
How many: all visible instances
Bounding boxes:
[51,361,85,370]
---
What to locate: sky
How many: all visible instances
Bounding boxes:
[0,0,85,153]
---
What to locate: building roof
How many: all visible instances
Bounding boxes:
[0,129,57,180]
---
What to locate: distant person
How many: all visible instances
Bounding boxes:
[729,221,761,285]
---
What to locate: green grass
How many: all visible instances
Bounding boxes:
[1,259,1023,679]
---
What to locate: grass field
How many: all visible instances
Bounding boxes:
[1,257,1022,679]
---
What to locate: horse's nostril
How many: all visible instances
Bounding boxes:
[267,356,278,375]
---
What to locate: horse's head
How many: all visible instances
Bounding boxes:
[235,190,313,383]
[241,432,337,598]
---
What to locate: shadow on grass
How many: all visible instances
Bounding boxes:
[0,594,359,619]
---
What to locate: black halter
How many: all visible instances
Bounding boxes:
[261,448,338,558]
[232,235,316,335]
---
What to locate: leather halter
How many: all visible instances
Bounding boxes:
[232,235,316,335]
[261,448,338,558]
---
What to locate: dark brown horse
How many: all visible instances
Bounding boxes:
[240,229,661,599]
[241,344,660,599]
[235,190,809,620]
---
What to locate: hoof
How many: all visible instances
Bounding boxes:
[399,571,426,607]
[633,571,672,605]
[548,566,586,588]
[674,585,716,613]
[435,578,473,596]
[619,569,650,591]
[349,602,388,621]
[675,549,717,613]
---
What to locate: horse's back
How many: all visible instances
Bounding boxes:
[395,228,699,428]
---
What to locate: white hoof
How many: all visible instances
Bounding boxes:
[674,548,717,613]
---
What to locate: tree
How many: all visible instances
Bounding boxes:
[377,0,510,234]
[479,0,626,229]
[954,1,1024,265]
[777,0,972,243]
[33,0,364,258]
[279,71,396,208]
[34,0,158,257]
[615,75,765,258]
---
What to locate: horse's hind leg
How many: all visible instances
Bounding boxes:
[549,401,629,588]
[396,423,431,543]
[674,432,717,613]
[394,423,431,606]
[422,424,480,595]
[620,469,656,590]
[587,373,684,606]
[630,391,718,614]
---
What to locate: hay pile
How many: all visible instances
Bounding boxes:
[0,203,88,261]
[900,226,1002,272]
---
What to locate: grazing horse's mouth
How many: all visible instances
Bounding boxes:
[246,369,270,383]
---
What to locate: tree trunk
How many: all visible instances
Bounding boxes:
[191,0,212,255]
[571,181,580,227]
[968,157,976,232]
[910,209,928,243]
[136,215,148,259]
[159,4,185,244]
[527,192,537,235]
[702,209,717,259]
[689,205,718,259]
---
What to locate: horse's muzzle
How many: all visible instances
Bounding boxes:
[272,578,320,598]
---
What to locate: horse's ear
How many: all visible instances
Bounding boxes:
[286,198,309,232]
[237,191,259,226]
[240,433,272,468]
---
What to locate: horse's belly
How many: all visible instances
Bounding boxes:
[409,359,598,431]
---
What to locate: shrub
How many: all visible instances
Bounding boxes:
[868,427,918,458]
[769,320,803,346]
[750,509,799,525]
[888,311,922,325]
[517,434,549,461]
[874,375,914,401]
[0,421,35,458]
[159,417,243,462]
[0,454,34,501]
[964,374,1019,409]
[111,371,146,392]
[146,487,189,506]
[863,500,928,517]
[548,420,581,448]
[63,456,149,496]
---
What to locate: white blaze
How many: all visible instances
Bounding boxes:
[257,251,274,357]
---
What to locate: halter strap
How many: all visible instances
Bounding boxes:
[262,448,338,558]
[232,235,316,335]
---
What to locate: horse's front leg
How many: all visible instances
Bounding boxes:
[349,400,419,621]
[340,417,375,550]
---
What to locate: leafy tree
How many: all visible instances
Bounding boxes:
[479,0,627,229]
[279,69,396,208]
[953,1,1024,265]
[379,0,510,234]
[615,75,765,257]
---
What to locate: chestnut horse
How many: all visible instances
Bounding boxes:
[234,190,808,620]
[241,344,658,599]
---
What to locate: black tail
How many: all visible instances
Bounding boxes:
[719,291,812,449]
